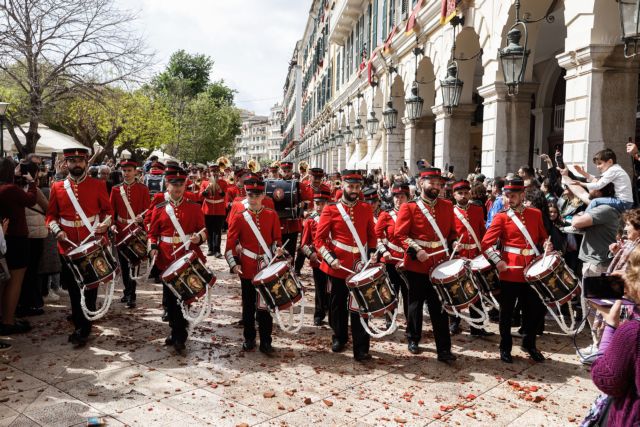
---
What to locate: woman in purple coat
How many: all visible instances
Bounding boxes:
[591,246,640,426]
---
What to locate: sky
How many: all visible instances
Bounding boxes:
[119,0,311,115]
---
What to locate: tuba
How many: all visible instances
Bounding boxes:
[217,156,231,169]
[248,159,260,173]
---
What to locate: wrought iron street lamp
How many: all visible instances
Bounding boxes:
[366,111,379,137]
[441,62,463,114]
[353,119,364,140]
[406,47,425,122]
[618,0,640,58]
[382,65,399,133]
[335,130,344,147]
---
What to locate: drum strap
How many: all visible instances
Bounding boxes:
[242,210,273,261]
[336,203,367,260]
[390,210,397,222]
[506,209,540,256]
[63,178,98,233]
[454,207,482,250]
[119,184,136,221]
[165,202,190,249]
[416,199,449,256]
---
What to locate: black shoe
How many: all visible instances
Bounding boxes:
[161,310,169,322]
[500,350,513,363]
[0,322,32,335]
[164,336,174,346]
[242,340,256,351]
[259,343,275,355]
[214,252,223,259]
[437,351,457,363]
[313,318,324,326]
[127,299,136,309]
[408,341,420,354]
[153,276,162,284]
[120,295,129,303]
[207,250,214,256]
[449,323,462,335]
[470,330,495,337]
[331,338,346,353]
[354,352,372,362]
[68,332,87,348]
[521,347,545,362]
[173,341,186,353]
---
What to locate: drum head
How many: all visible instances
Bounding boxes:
[254,260,289,284]
[67,240,100,259]
[470,255,491,271]
[162,252,196,280]
[430,259,466,283]
[348,265,384,286]
[525,253,560,280]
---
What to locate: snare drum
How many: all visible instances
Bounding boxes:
[524,252,580,306]
[470,255,501,296]
[161,251,216,304]
[252,260,302,311]
[65,237,119,290]
[116,223,148,266]
[346,264,397,318]
[430,258,479,311]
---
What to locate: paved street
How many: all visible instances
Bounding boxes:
[0,250,599,426]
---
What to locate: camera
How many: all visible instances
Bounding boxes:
[583,274,625,301]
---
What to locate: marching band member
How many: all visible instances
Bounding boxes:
[279,161,309,276]
[375,182,410,318]
[449,180,493,337]
[143,161,166,198]
[227,173,275,218]
[225,177,283,354]
[301,167,325,211]
[481,178,552,363]
[299,160,310,184]
[110,159,150,308]
[314,170,377,362]
[46,148,113,347]
[200,164,228,258]
[225,168,247,208]
[301,184,331,326]
[328,172,341,201]
[268,162,281,179]
[394,168,456,362]
[148,167,207,353]
[363,188,381,224]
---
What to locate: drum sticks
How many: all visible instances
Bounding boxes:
[171,228,207,256]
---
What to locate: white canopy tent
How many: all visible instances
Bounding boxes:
[146,149,178,163]
[3,124,86,156]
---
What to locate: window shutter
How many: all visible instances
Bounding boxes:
[373,0,378,49]
[382,0,387,40]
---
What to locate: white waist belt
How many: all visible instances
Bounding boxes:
[331,239,366,254]
[382,238,404,253]
[60,216,96,227]
[413,239,443,249]
[205,199,224,204]
[160,236,182,244]
[503,245,536,256]
[241,248,260,259]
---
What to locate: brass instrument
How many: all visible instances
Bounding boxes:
[248,159,260,173]
[216,156,231,169]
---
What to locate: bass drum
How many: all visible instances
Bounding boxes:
[265,179,301,220]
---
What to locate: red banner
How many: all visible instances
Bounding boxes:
[440,0,462,25]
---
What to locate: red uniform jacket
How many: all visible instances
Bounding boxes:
[300,182,318,211]
[314,200,377,279]
[333,189,364,202]
[225,207,282,279]
[375,209,404,265]
[481,207,548,283]
[394,198,455,275]
[110,182,150,243]
[225,184,245,207]
[144,190,198,229]
[300,212,321,269]
[452,204,486,259]
[148,199,206,271]
[46,176,113,253]
[200,178,228,216]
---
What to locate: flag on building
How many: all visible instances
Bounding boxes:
[440,0,462,25]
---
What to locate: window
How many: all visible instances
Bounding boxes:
[373,0,378,49]
[382,0,387,40]
[355,21,360,74]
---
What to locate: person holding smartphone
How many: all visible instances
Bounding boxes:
[589,246,640,426]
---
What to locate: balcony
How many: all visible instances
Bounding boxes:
[329,0,363,44]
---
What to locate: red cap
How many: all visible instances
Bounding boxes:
[120,159,138,168]
[234,168,246,177]
[452,180,471,192]
[63,148,89,159]
[310,167,324,177]
[419,167,442,179]
[244,178,265,193]
[313,184,331,200]
[151,161,165,170]
[392,183,411,195]
[341,169,363,183]
[164,166,188,183]
[280,161,293,169]
[363,188,379,201]
[504,178,525,193]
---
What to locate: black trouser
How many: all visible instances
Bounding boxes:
[404,271,451,354]
[19,238,44,309]
[162,285,187,344]
[240,279,273,346]
[312,267,329,322]
[118,251,137,301]
[204,215,224,253]
[386,264,408,317]
[282,232,304,273]
[499,281,545,352]
[60,255,96,337]
[328,276,370,356]
[449,298,486,334]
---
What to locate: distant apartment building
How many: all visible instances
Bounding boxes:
[234,104,283,165]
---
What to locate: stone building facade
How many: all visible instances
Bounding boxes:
[281,0,639,178]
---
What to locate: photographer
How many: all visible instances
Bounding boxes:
[589,246,640,425]
[0,157,37,335]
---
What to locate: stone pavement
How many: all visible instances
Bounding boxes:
[0,250,600,426]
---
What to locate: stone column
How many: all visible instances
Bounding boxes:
[338,144,346,171]
[403,117,433,175]
[478,82,537,178]
[531,107,553,170]
[345,143,352,169]
[558,45,639,175]
[431,104,476,176]
[383,129,404,175]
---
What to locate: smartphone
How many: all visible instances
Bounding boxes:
[448,165,454,173]
[584,274,625,300]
